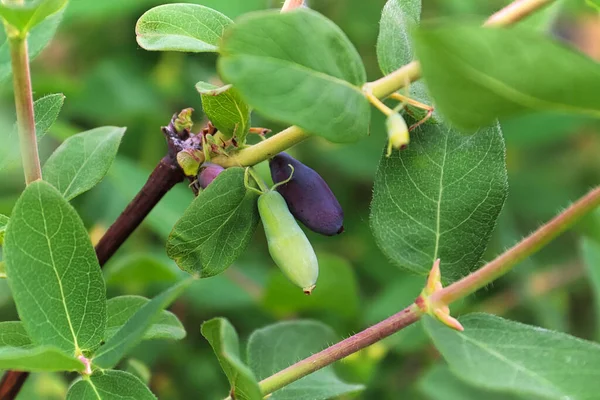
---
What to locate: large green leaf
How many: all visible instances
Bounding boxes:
[166,167,260,277]
[34,93,65,139]
[135,3,232,53]
[424,313,600,400]
[247,320,364,400]
[0,0,66,34]
[0,345,83,372]
[370,122,507,281]
[93,279,192,369]
[43,126,126,201]
[3,181,106,354]
[582,237,600,341]
[419,364,528,400]
[413,23,600,130]
[105,295,186,341]
[67,370,156,400]
[218,8,370,143]
[196,81,251,142]
[377,0,421,75]
[262,253,359,320]
[0,9,63,81]
[201,318,262,400]
[0,321,31,347]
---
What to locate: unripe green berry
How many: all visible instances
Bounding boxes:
[258,190,318,294]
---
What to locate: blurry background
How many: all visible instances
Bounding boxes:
[0,0,599,398]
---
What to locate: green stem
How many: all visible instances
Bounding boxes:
[432,186,600,306]
[211,126,310,168]
[9,36,41,184]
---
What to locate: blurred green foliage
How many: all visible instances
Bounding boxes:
[0,0,599,399]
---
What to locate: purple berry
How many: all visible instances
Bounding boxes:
[269,153,344,236]
[198,163,225,189]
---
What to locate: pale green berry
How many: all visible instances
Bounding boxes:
[258,190,318,294]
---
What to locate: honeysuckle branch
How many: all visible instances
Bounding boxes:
[9,34,41,184]
[213,0,557,171]
[238,186,600,398]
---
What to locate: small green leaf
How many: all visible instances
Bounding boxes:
[43,126,126,201]
[124,359,151,386]
[0,0,66,34]
[370,122,508,281]
[105,295,186,342]
[582,237,600,341]
[93,279,192,369]
[67,370,156,400]
[0,9,63,82]
[0,214,8,245]
[413,23,600,130]
[135,4,232,53]
[167,167,260,277]
[196,81,251,143]
[0,93,65,171]
[218,9,370,143]
[0,321,31,348]
[424,313,600,400]
[419,364,527,400]
[34,93,65,139]
[377,0,421,75]
[262,253,360,320]
[0,345,83,372]
[104,253,181,290]
[201,318,262,400]
[247,320,364,400]
[3,181,106,354]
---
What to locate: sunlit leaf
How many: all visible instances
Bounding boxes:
[67,370,156,399]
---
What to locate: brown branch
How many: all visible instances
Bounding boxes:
[0,372,28,400]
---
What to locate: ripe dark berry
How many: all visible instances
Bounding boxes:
[269,153,344,236]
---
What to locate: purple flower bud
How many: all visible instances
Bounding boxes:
[269,153,344,236]
[198,163,225,189]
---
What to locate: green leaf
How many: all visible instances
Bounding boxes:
[196,81,251,143]
[34,93,65,139]
[0,0,66,34]
[201,318,262,400]
[0,9,63,82]
[247,320,364,400]
[67,370,156,400]
[0,213,8,245]
[3,181,106,354]
[0,321,31,347]
[419,364,527,400]
[582,237,600,341]
[105,295,186,342]
[424,313,600,400]
[43,126,126,201]
[135,4,232,53]
[413,23,600,130]
[166,167,260,277]
[104,253,181,290]
[262,253,359,320]
[93,279,192,369]
[370,122,508,281]
[0,345,83,372]
[377,0,421,75]
[218,9,370,143]
[124,359,151,386]
[0,93,64,172]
